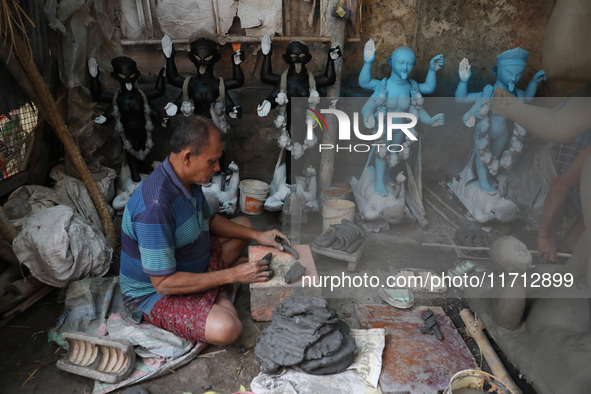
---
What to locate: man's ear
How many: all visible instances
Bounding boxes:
[387,57,392,67]
[181,148,192,164]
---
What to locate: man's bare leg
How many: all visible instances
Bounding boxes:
[204,291,242,345]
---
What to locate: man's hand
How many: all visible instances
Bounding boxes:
[491,86,518,117]
[364,39,376,63]
[88,58,98,77]
[256,229,290,251]
[232,259,273,283]
[261,33,272,55]
[429,54,444,71]
[162,34,173,58]
[537,234,557,263]
[458,58,471,82]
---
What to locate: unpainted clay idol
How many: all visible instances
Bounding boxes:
[254,296,357,375]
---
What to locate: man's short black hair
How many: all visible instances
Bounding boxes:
[169,116,222,155]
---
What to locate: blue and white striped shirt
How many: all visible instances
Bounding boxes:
[120,157,214,320]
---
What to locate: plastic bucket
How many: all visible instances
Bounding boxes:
[239,180,269,215]
[319,186,353,216]
[321,199,355,232]
[443,370,514,394]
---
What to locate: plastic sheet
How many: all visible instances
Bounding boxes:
[12,205,112,287]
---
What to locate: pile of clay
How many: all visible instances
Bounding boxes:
[254,296,357,375]
[313,219,365,254]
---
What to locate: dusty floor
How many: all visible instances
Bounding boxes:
[0,183,552,393]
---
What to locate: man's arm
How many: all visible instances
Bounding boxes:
[537,143,591,261]
[150,260,271,296]
[492,86,591,143]
[209,214,287,249]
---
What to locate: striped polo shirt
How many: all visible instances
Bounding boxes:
[119,157,214,320]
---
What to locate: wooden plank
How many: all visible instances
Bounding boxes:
[424,197,460,230]
[425,186,465,221]
[420,242,572,259]
[356,304,477,393]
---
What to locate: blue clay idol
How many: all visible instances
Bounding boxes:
[455,47,546,194]
[358,39,445,197]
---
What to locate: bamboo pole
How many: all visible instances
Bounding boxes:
[121,36,361,46]
[3,29,116,248]
[460,308,523,394]
[319,0,346,192]
[421,242,572,259]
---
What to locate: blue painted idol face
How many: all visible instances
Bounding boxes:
[389,48,415,80]
[496,64,525,92]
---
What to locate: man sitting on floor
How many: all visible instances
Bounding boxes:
[120,115,288,345]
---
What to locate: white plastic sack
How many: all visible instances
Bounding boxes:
[12,205,112,287]
[155,0,235,39]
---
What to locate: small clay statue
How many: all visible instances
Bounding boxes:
[202,161,240,214]
[265,147,318,212]
[89,56,167,183]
